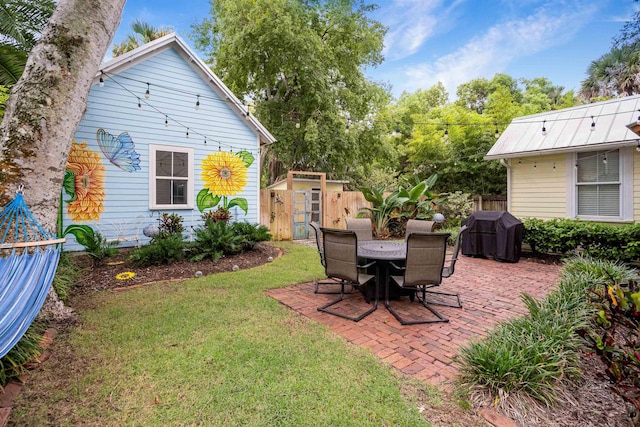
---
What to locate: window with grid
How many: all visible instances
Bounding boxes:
[576,150,619,217]
[149,145,193,209]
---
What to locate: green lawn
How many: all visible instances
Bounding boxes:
[11,242,432,426]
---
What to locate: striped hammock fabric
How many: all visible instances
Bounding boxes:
[0,190,64,359]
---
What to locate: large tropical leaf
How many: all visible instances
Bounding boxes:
[0,45,26,85]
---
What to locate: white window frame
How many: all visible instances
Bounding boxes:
[149,144,194,210]
[566,147,633,222]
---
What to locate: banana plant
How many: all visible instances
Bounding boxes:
[359,186,404,238]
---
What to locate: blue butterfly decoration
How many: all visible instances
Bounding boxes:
[96,128,141,172]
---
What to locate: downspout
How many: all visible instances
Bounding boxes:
[499,159,511,212]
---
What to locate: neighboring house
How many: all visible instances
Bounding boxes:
[485,95,640,223]
[62,33,275,251]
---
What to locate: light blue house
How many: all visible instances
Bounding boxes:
[62,33,275,251]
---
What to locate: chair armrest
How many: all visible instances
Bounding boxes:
[357,260,377,269]
[389,261,406,272]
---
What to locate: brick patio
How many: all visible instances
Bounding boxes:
[266,255,562,389]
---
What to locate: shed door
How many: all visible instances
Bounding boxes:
[292,191,309,239]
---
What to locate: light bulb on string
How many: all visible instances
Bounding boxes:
[99,71,104,87]
[542,120,547,136]
[186,128,189,138]
[494,123,499,138]
[145,82,150,99]
[534,161,537,169]
[218,144,221,151]
[245,111,250,120]
[603,153,607,164]
[553,162,556,171]
[195,95,200,110]
[636,140,640,152]
[137,98,142,110]
[204,136,207,145]
[590,116,595,131]
[164,115,168,127]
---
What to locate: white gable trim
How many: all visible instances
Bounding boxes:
[96,33,276,146]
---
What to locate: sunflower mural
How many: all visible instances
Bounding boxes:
[197,150,254,214]
[64,141,106,221]
[61,140,107,247]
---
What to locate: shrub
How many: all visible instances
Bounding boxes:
[439,191,473,228]
[522,218,640,262]
[128,234,186,267]
[52,252,80,302]
[0,322,44,386]
[584,276,640,412]
[456,256,634,413]
[201,207,232,225]
[157,213,184,238]
[189,221,243,262]
[230,221,272,250]
[78,230,118,265]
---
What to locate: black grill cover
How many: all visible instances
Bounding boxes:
[461,211,523,262]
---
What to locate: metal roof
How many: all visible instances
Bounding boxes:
[485,95,640,160]
[97,33,276,145]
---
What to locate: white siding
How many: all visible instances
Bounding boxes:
[509,154,567,220]
[64,48,261,251]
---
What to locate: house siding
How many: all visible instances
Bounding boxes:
[509,154,567,220]
[63,48,261,251]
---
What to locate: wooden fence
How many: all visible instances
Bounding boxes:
[260,190,508,240]
[471,195,507,212]
[260,189,370,240]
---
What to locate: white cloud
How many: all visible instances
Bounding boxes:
[378,0,441,61]
[395,2,601,97]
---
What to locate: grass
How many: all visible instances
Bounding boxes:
[10,242,432,426]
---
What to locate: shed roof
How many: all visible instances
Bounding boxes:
[485,95,640,160]
[97,33,276,145]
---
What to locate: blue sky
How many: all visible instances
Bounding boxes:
[114,0,638,99]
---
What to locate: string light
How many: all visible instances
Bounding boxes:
[494,123,499,138]
[164,115,168,127]
[553,162,556,170]
[245,111,250,120]
[186,127,189,138]
[603,153,607,164]
[636,140,640,152]
[195,95,200,110]
[534,161,537,168]
[541,120,547,136]
[295,122,300,129]
[590,116,595,131]
[137,98,142,110]
[106,71,640,135]
[204,136,207,145]
[99,71,104,87]
[444,124,449,137]
[145,82,150,99]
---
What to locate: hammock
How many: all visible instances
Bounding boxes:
[0,188,65,358]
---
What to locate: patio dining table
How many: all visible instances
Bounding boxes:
[357,240,410,303]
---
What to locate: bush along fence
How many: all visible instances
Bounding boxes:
[522,218,640,263]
